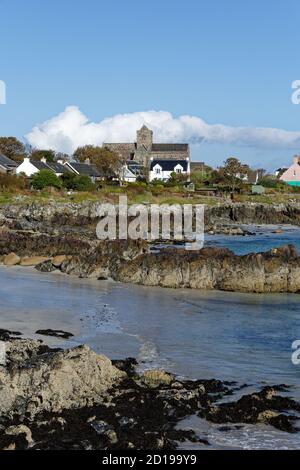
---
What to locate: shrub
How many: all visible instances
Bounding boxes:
[72,175,95,192]
[61,172,76,190]
[0,173,28,190]
[61,173,95,191]
[31,170,62,190]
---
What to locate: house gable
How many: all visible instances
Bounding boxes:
[16,158,40,177]
[280,157,300,184]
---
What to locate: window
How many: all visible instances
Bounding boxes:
[176,167,182,174]
[155,168,161,174]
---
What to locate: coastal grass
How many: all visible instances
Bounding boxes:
[1,185,300,207]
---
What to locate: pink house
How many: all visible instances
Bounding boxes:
[280,156,300,187]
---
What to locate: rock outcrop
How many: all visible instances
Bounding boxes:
[115,244,300,293]
[1,226,300,293]
[1,201,300,236]
[1,201,300,293]
[0,339,124,419]
[0,339,298,450]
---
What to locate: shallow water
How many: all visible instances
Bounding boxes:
[205,224,300,255]
[0,262,300,449]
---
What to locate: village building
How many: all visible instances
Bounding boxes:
[149,159,190,182]
[0,154,18,174]
[16,157,68,178]
[121,161,144,183]
[279,156,300,186]
[63,162,102,182]
[104,125,190,181]
[190,162,206,173]
[236,169,259,185]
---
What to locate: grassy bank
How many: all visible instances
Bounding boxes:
[1,185,300,207]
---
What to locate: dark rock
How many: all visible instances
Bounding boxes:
[199,386,300,433]
[0,340,298,450]
[35,329,74,339]
[0,329,22,341]
[35,260,56,273]
[112,358,138,377]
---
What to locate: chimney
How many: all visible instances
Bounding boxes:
[41,157,47,163]
[293,155,300,165]
[85,158,90,165]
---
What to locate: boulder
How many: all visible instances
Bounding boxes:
[52,255,68,268]
[3,253,20,266]
[141,370,173,388]
[0,339,125,418]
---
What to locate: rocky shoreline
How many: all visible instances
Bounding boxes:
[1,230,300,293]
[2,201,300,234]
[0,331,299,450]
[1,201,300,293]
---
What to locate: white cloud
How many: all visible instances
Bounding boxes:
[25,106,300,155]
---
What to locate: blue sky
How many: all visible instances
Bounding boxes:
[1,0,300,169]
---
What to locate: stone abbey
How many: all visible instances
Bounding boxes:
[103,125,190,168]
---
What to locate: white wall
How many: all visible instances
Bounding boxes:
[149,163,186,182]
[16,158,39,177]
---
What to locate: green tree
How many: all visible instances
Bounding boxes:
[74,145,122,178]
[30,149,55,162]
[190,164,213,184]
[31,170,62,190]
[0,137,26,162]
[219,157,249,192]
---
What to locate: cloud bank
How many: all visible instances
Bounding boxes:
[26,106,300,155]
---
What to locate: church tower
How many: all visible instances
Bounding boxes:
[137,125,153,150]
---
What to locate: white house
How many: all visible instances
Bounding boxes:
[16,157,68,177]
[17,157,48,177]
[149,159,190,182]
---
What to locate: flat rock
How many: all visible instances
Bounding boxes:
[35,329,74,339]
[20,256,51,267]
[0,328,22,341]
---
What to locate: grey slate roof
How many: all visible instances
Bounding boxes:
[46,162,70,174]
[126,160,144,175]
[68,163,101,177]
[151,144,189,152]
[150,160,188,171]
[31,161,50,171]
[0,153,18,168]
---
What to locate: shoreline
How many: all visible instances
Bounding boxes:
[2,200,300,294]
[0,332,299,450]
[1,236,300,294]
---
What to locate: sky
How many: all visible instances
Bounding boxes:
[1,0,300,169]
